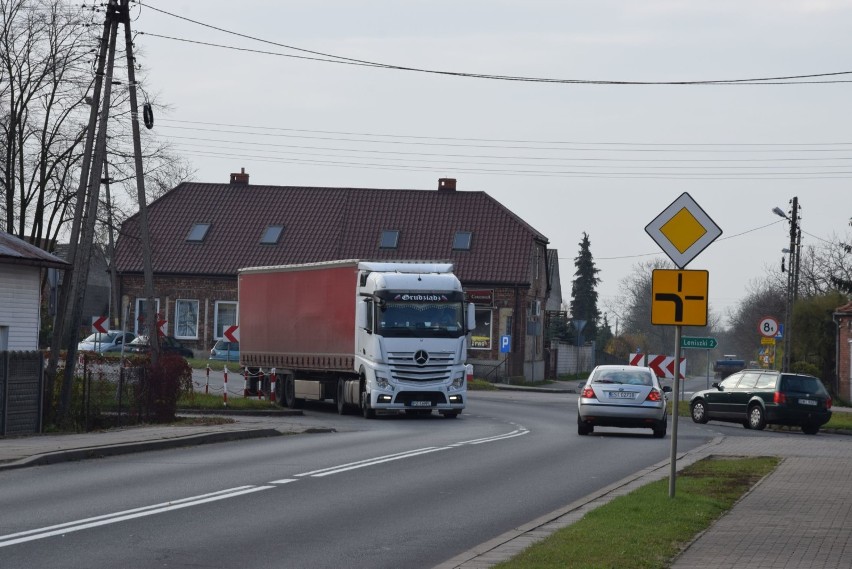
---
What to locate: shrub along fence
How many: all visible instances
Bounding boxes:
[50,352,193,432]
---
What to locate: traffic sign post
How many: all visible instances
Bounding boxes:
[92,315,108,334]
[758,316,779,338]
[224,325,240,343]
[646,192,722,499]
[680,336,718,350]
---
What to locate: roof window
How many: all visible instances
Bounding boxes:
[380,230,400,249]
[452,231,472,250]
[261,225,284,244]
[186,223,210,242]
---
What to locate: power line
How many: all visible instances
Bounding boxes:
[135,2,852,86]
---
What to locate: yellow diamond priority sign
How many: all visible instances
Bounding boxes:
[645,193,722,269]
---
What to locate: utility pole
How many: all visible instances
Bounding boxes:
[120,0,159,364]
[45,0,115,421]
[49,0,160,424]
[57,0,122,422]
[782,197,800,372]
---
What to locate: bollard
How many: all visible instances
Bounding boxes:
[243,366,249,397]
[205,364,210,394]
[223,365,229,407]
[258,369,265,400]
[270,368,277,404]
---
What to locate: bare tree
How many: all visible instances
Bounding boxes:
[1,0,92,249]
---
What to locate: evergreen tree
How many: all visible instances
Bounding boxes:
[570,232,601,344]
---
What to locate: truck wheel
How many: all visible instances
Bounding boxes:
[336,379,350,415]
[360,390,376,419]
[284,375,303,409]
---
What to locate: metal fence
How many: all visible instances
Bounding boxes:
[0,351,44,436]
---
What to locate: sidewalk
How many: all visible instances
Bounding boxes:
[2,402,851,568]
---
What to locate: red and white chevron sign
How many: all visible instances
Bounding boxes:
[629,353,685,379]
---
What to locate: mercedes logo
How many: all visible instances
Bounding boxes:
[414,350,429,365]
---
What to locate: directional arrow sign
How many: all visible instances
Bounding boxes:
[680,336,717,350]
[92,315,108,334]
[224,325,240,343]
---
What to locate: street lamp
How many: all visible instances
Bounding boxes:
[772,198,801,372]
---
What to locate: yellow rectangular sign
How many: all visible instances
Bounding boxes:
[651,269,709,326]
[761,337,776,345]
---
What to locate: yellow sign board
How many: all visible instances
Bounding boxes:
[761,337,776,345]
[651,269,709,326]
[645,193,722,269]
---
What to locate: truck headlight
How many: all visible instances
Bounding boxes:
[375,373,390,389]
[450,373,465,390]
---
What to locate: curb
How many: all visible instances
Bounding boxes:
[0,428,283,472]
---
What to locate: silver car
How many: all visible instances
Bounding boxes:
[77,330,135,354]
[577,365,671,438]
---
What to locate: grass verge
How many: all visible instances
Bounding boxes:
[179,392,287,411]
[493,456,778,569]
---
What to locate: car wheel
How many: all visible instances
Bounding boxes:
[801,424,820,435]
[747,404,766,430]
[652,416,667,438]
[690,400,709,424]
[577,415,593,435]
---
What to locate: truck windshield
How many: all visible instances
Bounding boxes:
[377,301,464,338]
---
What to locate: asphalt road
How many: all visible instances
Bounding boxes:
[0,390,714,569]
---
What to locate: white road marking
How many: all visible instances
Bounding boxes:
[0,485,273,548]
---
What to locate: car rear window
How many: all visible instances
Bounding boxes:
[593,371,652,385]
[780,376,827,395]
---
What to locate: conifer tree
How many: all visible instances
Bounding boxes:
[570,232,601,345]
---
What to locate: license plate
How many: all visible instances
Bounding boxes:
[798,399,817,406]
[608,391,636,399]
[410,400,432,407]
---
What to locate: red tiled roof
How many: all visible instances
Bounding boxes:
[114,183,548,285]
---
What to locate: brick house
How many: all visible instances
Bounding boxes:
[114,174,560,380]
[835,301,852,401]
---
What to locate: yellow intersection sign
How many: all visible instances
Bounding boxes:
[651,269,709,326]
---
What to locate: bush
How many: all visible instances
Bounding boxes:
[135,354,193,422]
[791,360,821,377]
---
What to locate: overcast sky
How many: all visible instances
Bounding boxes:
[118,0,851,327]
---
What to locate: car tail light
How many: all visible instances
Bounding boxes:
[774,391,787,405]
[826,397,832,409]
[581,386,596,399]
[645,388,662,402]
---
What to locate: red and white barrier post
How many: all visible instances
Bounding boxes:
[223,365,229,407]
[465,363,473,383]
[270,368,277,404]
[243,367,249,397]
[258,369,265,400]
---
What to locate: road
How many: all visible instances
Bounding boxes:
[0,390,714,569]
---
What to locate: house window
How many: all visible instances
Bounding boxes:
[261,225,284,244]
[175,299,199,339]
[469,307,492,350]
[214,301,238,339]
[135,298,161,336]
[379,230,399,249]
[187,223,210,242]
[453,231,472,250]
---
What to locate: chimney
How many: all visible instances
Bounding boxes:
[230,168,249,185]
[438,177,457,192]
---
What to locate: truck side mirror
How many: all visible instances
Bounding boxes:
[466,303,476,334]
[356,300,371,333]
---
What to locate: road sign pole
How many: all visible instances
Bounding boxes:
[669,325,682,499]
